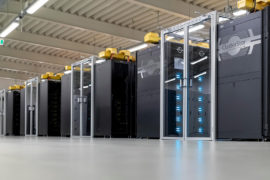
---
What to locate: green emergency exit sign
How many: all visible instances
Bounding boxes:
[0,39,4,46]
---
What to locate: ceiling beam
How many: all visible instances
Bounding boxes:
[0,12,104,55]
[0,46,74,66]
[0,57,63,74]
[5,1,145,42]
[0,77,25,90]
[0,68,39,80]
[7,31,101,56]
[0,77,25,84]
[123,0,210,19]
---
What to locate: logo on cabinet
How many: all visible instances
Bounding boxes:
[199,50,205,57]
[176,46,183,54]
[218,29,261,61]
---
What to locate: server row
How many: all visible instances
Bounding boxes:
[0,8,270,140]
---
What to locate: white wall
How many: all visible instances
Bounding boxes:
[0,78,24,90]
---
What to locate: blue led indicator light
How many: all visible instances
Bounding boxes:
[198,107,203,113]
[176,94,182,101]
[198,127,203,133]
[198,96,203,102]
[198,117,203,123]
[176,84,181,90]
[176,116,182,122]
[176,73,181,79]
[198,86,203,92]
[198,76,203,82]
[176,106,181,112]
[176,127,182,133]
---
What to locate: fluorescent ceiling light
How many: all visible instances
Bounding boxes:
[166,36,174,41]
[64,70,71,75]
[0,21,19,38]
[191,56,208,65]
[233,10,247,17]
[176,24,205,36]
[128,43,148,52]
[194,71,207,79]
[219,17,229,22]
[96,59,106,64]
[26,0,49,14]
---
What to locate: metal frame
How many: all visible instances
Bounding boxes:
[0,89,6,136]
[25,77,39,136]
[160,11,218,141]
[71,56,95,138]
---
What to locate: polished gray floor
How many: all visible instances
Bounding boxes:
[0,137,269,180]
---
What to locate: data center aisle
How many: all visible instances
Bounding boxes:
[0,137,269,180]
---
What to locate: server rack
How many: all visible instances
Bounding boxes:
[25,77,39,136]
[61,73,71,137]
[163,42,185,138]
[6,89,21,135]
[71,57,94,137]
[0,89,6,135]
[39,79,61,136]
[136,45,160,138]
[20,88,25,135]
[263,6,270,138]
[217,8,270,140]
[160,11,217,140]
[94,59,136,137]
[162,42,211,138]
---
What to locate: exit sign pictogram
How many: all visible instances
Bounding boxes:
[0,39,4,46]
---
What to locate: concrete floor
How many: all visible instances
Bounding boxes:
[0,137,269,180]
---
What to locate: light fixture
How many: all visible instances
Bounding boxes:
[166,24,205,40]
[233,10,247,17]
[191,56,208,65]
[64,70,71,75]
[219,17,229,22]
[128,43,148,52]
[176,24,205,36]
[194,71,207,79]
[26,0,49,14]
[166,36,174,41]
[0,21,19,38]
[95,59,106,64]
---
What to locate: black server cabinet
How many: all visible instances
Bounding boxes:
[71,70,80,136]
[188,45,210,138]
[163,41,210,138]
[263,7,270,138]
[39,80,61,136]
[20,88,25,135]
[136,46,160,138]
[164,42,184,137]
[217,9,270,140]
[71,70,91,136]
[6,90,21,135]
[94,60,136,137]
[61,74,71,136]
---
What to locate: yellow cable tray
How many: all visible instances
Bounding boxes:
[99,48,118,59]
[144,32,160,44]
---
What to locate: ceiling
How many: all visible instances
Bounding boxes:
[0,0,237,81]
